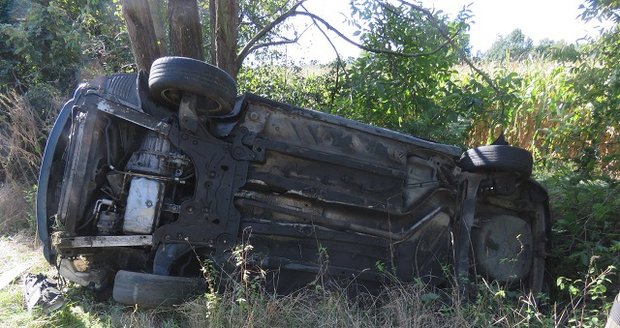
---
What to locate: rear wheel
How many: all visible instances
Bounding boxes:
[471,213,533,284]
[459,145,533,177]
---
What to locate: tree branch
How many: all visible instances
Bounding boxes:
[248,38,301,53]
[249,22,317,55]
[300,3,345,112]
[247,22,313,54]
[399,0,507,123]
[243,0,293,27]
[236,0,306,69]
[236,2,457,74]
[293,11,452,58]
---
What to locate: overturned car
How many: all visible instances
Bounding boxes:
[37,57,550,307]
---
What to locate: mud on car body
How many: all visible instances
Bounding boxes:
[37,57,551,307]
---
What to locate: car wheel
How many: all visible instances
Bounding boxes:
[148,56,237,116]
[458,145,533,177]
[471,214,533,282]
[112,270,206,307]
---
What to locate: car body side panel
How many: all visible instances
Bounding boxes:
[233,97,458,216]
[36,98,74,264]
[235,94,463,158]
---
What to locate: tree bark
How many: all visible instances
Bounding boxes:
[122,0,161,72]
[148,0,168,56]
[168,0,204,60]
[209,0,216,63]
[212,0,240,78]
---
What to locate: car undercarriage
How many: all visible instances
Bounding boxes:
[37,57,550,307]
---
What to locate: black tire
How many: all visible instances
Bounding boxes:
[149,56,237,116]
[112,270,206,307]
[458,145,533,177]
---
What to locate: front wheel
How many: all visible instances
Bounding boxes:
[112,270,206,307]
[149,56,237,116]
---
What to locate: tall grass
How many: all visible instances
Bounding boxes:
[0,90,59,185]
[460,58,619,177]
[0,259,614,327]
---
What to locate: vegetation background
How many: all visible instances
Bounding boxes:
[0,0,618,327]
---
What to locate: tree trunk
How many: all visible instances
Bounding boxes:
[121,0,161,72]
[168,0,204,60]
[148,0,167,56]
[212,0,240,78]
[209,0,216,63]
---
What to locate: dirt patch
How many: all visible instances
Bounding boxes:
[0,232,47,276]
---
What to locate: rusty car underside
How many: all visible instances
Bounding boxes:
[37,57,550,306]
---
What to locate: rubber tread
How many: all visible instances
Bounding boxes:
[458,145,533,177]
[113,270,206,307]
[149,56,237,115]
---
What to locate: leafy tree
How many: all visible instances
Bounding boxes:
[533,39,580,61]
[569,0,620,175]
[62,0,134,75]
[122,0,473,83]
[0,0,81,94]
[579,0,620,22]
[329,1,475,144]
[0,0,133,95]
[485,29,533,62]
[237,61,338,111]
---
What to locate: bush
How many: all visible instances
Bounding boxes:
[537,166,619,326]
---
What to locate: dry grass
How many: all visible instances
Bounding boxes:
[0,232,42,273]
[0,91,59,185]
[175,279,553,328]
[0,183,35,235]
[0,226,610,328]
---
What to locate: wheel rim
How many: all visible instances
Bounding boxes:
[160,89,224,114]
